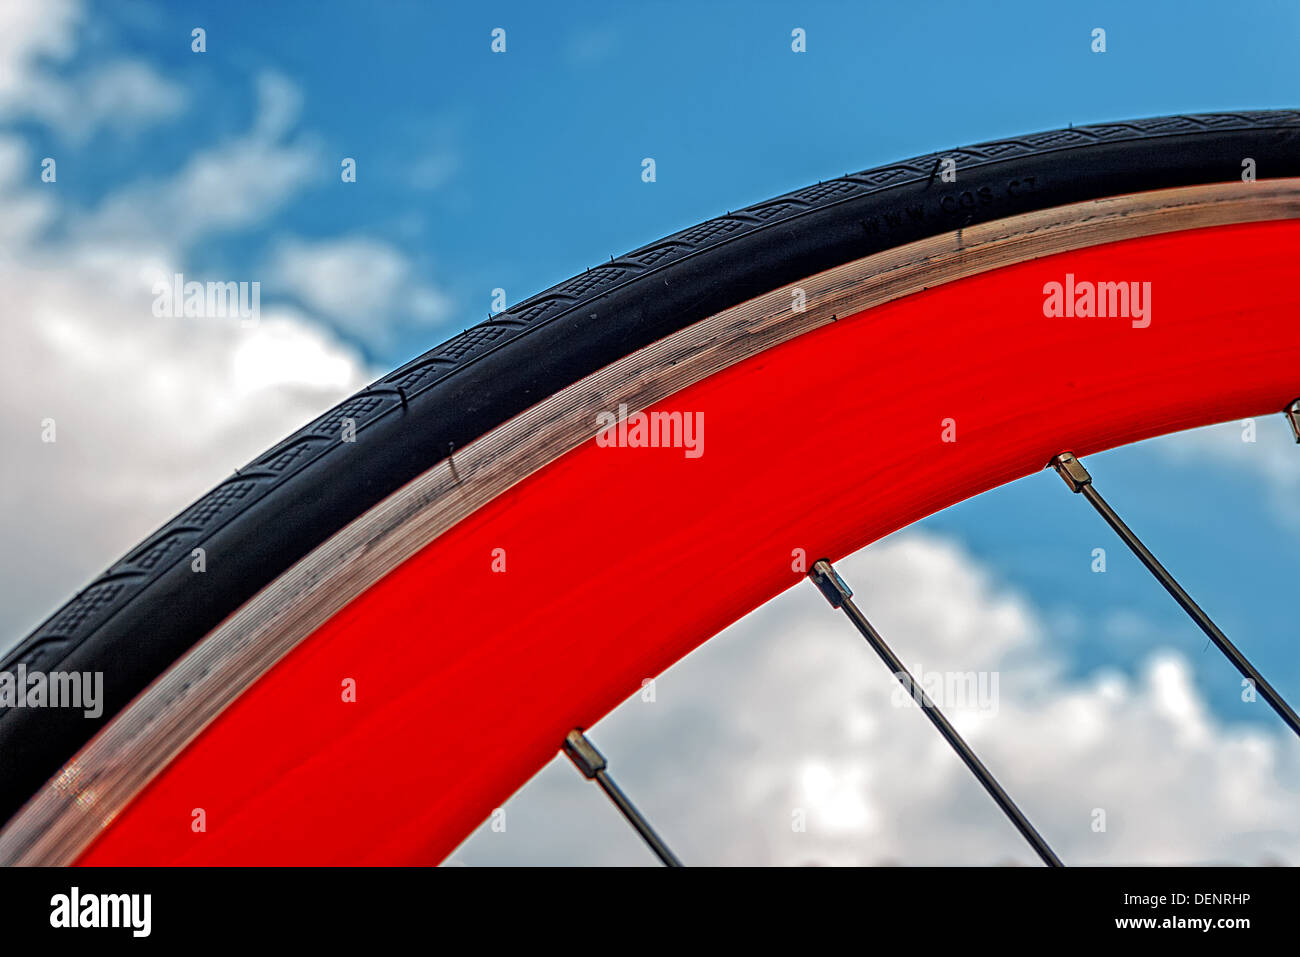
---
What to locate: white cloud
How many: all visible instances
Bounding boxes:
[0,57,369,648]
[271,236,452,341]
[0,0,79,102]
[79,72,318,247]
[0,14,464,655]
[23,59,186,143]
[0,1,185,142]
[1155,416,1300,522]
[451,533,1300,866]
[0,244,372,649]
[248,71,302,142]
[0,134,56,248]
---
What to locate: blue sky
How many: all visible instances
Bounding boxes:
[43,1,1300,368]
[73,0,1296,723]
[2,0,1298,863]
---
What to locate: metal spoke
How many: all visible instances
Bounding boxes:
[1051,451,1300,740]
[562,729,683,867]
[808,559,1064,867]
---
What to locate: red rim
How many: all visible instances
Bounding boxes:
[77,219,1300,864]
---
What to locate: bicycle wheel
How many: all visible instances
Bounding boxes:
[2,111,1298,864]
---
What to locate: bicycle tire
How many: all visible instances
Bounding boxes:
[2,109,1299,839]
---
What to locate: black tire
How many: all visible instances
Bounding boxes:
[3,110,1299,828]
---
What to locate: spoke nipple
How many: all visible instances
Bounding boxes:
[1050,452,1092,492]
[562,729,607,779]
[809,559,853,608]
[1286,398,1300,444]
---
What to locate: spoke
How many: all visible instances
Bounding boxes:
[562,729,683,867]
[808,560,1064,867]
[1051,451,1300,740]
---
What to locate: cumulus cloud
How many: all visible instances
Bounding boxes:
[271,236,451,341]
[21,59,186,143]
[0,56,371,649]
[450,533,1300,866]
[79,72,318,247]
[0,135,56,248]
[0,0,80,102]
[0,242,372,650]
[0,0,185,142]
